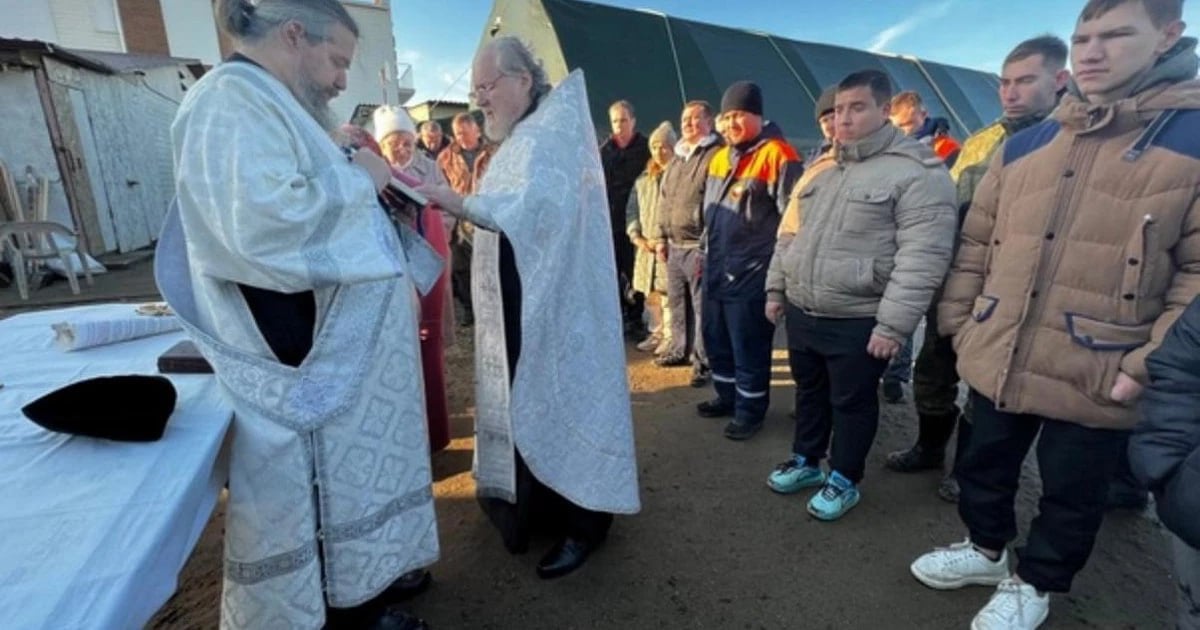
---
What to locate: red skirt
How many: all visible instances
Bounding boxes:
[419,208,452,452]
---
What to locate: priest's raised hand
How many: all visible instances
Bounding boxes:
[418,184,465,219]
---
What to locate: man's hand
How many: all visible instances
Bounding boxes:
[352,149,391,193]
[656,243,668,263]
[765,302,785,325]
[418,184,465,218]
[867,334,901,360]
[1110,372,1144,403]
[641,238,657,253]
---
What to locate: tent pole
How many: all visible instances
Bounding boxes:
[659,13,688,106]
[907,56,972,137]
[766,36,817,105]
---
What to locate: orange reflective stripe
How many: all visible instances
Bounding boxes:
[934,135,961,160]
[709,140,799,185]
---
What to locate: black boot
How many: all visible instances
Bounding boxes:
[885,443,945,472]
[697,398,733,418]
[886,411,957,472]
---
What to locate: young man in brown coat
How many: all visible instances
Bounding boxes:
[910,1,1200,628]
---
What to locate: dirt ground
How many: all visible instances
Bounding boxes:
[148,327,1177,630]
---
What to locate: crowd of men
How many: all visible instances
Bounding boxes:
[163,0,1197,628]
[599,0,1199,627]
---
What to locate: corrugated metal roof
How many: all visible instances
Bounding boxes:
[0,38,201,76]
[409,99,471,108]
[0,37,110,72]
[62,48,201,74]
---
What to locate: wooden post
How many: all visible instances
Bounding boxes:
[32,59,95,257]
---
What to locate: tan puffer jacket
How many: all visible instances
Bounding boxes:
[940,43,1200,429]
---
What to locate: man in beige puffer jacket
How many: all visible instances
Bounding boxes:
[762,69,956,521]
[910,1,1200,628]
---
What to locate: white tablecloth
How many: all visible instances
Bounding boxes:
[0,304,233,629]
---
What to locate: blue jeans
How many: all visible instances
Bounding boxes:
[882,336,914,384]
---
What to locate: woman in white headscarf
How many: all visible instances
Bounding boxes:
[374,105,453,453]
[626,121,676,355]
[375,105,448,187]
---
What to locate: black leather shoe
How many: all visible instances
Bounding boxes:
[696,399,733,418]
[365,606,429,630]
[381,569,432,603]
[536,537,595,579]
[723,420,763,441]
[689,367,710,388]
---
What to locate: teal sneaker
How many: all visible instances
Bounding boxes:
[807,471,861,521]
[767,455,826,494]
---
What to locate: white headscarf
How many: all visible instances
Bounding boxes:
[372,105,416,142]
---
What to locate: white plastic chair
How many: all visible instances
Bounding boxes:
[0,161,93,300]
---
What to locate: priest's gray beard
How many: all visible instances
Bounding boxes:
[296,76,338,132]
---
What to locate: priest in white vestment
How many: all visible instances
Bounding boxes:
[422,36,641,580]
[156,2,438,628]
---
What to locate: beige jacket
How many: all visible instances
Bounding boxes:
[767,123,957,341]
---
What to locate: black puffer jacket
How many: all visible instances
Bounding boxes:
[1131,295,1200,548]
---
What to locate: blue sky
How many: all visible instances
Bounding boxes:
[390,0,1200,104]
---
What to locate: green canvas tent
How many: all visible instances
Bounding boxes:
[477,0,1002,151]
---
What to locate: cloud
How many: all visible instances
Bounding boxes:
[868,0,958,53]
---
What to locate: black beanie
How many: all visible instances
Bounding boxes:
[815,85,837,121]
[721,81,763,116]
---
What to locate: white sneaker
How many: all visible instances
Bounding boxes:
[910,538,1010,590]
[971,579,1049,629]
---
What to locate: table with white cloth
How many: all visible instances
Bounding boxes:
[0,303,233,629]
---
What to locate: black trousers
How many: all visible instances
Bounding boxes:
[959,391,1128,592]
[479,450,614,554]
[913,305,961,419]
[912,303,964,453]
[451,231,473,320]
[613,231,640,324]
[785,305,889,484]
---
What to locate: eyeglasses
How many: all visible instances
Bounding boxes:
[470,74,511,100]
